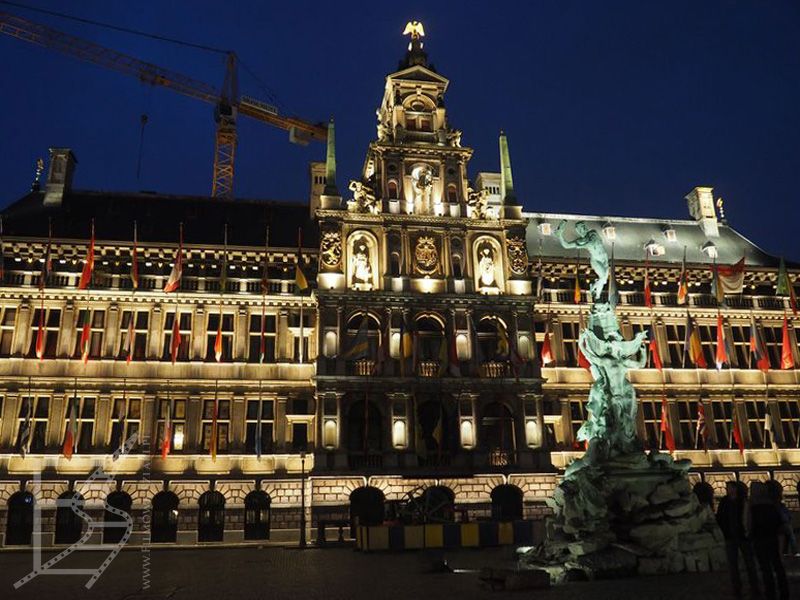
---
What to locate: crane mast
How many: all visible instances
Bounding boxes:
[0,10,327,198]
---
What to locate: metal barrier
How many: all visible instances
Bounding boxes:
[355,520,534,551]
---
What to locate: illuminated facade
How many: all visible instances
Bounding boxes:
[1,27,798,548]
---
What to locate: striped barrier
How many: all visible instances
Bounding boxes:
[356,520,534,551]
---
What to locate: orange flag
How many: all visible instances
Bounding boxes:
[62,400,77,459]
[170,313,182,364]
[732,411,745,454]
[781,314,795,370]
[660,396,676,453]
[77,221,95,290]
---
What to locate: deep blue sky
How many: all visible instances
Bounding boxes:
[1,1,799,257]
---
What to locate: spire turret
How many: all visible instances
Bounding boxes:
[499,131,517,205]
[323,118,338,196]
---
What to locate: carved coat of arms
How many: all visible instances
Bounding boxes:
[319,231,342,269]
[506,236,529,276]
[414,236,439,275]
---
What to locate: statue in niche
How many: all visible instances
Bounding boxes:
[411,166,433,214]
[348,180,377,213]
[478,244,496,288]
[350,241,373,290]
[554,220,608,300]
[466,186,489,219]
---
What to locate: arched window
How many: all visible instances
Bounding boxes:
[481,402,516,465]
[103,491,133,544]
[346,396,383,468]
[447,184,458,204]
[151,491,179,543]
[6,491,34,545]
[420,486,455,522]
[387,180,399,199]
[415,315,445,362]
[452,254,463,279]
[390,252,401,277]
[417,399,454,466]
[477,316,508,361]
[198,490,225,542]
[244,490,271,541]
[349,486,385,537]
[54,491,85,545]
[491,484,523,521]
[345,313,381,360]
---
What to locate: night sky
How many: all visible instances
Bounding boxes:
[1,1,799,258]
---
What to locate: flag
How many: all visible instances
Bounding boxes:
[696,403,708,449]
[295,227,309,293]
[648,325,663,371]
[112,408,126,460]
[684,314,708,368]
[714,313,733,370]
[125,312,135,364]
[781,314,794,370]
[213,311,223,362]
[677,247,688,305]
[577,311,590,370]
[764,412,777,450]
[608,244,619,308]
[643,261,652,308]
[574,267,582,304]
[259,306,267,363]
[712,257,745,304]
[77,221,95,290]
[163,224,183,293]
[62,399,77,459]
[749,316,770,372]
[18,398,32,458]
[732,411,745,454]
[170,313,182,364]
[776,257,798,315]
[342,312,370,360]
[78,309,91,363]
[130,222,139,290]
[39,224,52,290]
[495,320,510,358]
[161,399,172,459]
[541,322,554,366]
[400,314,414,376]
[210,398,218,461]
[35,303,45,360]
[535,259,544,300]
[660,396,676,453]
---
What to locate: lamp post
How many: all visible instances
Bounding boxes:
[299,451,307,548]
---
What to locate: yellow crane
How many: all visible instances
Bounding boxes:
[0,10,328,198]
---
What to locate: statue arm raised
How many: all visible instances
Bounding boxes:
[554,220,577,249]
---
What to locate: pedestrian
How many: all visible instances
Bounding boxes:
[750,481,789,600]
[716,480,761,598]
[769,481,799,557]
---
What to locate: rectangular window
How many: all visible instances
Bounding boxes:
[776,400,799,447]
[560,321,579,367]
[201,399,230,453]
[109,396,142,451]
[762,324,784,369]
[675,398,699,449]
[729,324,750,369]
[0,306,16,357]
[292,423,308,452]
[245,399,274,454]
[743,399,765,448]
[710,400,733,449]
[248,313,276,363]
[27,307,61,359]
[568,398,587,447]
[118,310,149,361]
[205,312,234,362]
[162,312,192,362]
[640,398,660,450]
[663,322,687,367]
[156,398,186,452]
[17,396,49,453]
[64,396,96,453]
[73,309,105,360]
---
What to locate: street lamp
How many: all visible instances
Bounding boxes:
[299,451,307,548]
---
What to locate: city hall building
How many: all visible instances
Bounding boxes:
[0,28,798,548]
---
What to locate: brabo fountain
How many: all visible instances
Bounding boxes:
[521,221,724,580]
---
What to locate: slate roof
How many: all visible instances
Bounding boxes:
[0,190,317,249]
[524,211,786,269]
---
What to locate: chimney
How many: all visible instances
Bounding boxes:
[685,186,719,237]
[43,148,77,207]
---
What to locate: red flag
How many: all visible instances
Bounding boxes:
[781,314,794,370]
[161,401,171,459]
[696,403,708,449]
[732,411,745,454]
[214,315,223,363]
[62,400,77,459]
[660,396,676,453]
[130,222,139,290]
[170,313,182,364]
[79,310,91,363]
[577,311,590,370]
[677,247,689,305]
[644,262,652,308]
[648,326,662,371]
[749,317,770,372]
[125,313,135,364]
[163,224,183,293]
[77,221,95,290]
[541,325,554,366]
[35,304,45,360]
[715,313,729,370]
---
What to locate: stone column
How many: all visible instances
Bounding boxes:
[192,304,206,360]
[234,305,248,361]
[230,393,246,452]
[1,392,19,446]
[275,395,288,452]
[48,392,68,449]
[105,303,121,358]
[277,309,290,361]
[59,300,76,358]
[13,300,32,357]
[96,393,112,448]
[186,392,203,451]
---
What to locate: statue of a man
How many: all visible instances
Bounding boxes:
[478,246,496,287]
[554,221,609,300]
[351,243,372,289]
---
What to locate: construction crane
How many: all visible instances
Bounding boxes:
[0,10,328,198]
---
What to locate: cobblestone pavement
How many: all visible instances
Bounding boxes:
[1,546,799,600]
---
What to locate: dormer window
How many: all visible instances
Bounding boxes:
[702,241,718,259]
[538,222,552,236]
[644,239,665,256]
[602,222,616,240]
[662,225,677,243]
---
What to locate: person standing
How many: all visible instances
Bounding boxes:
[716,481,761,598]
[750,481,789,600]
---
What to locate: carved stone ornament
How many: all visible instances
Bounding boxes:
[320,230,342,269]
[414,235,439,275]
[506,236,529,276]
